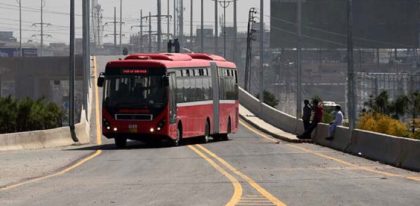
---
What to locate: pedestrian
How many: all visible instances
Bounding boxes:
[173,38,180,53]
[326,105,343,140]
[167,39,173,53]
[302,99,312,131]
[297,99,323,139]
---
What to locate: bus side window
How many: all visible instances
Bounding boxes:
[176,76,184,103]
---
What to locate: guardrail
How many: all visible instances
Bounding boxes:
[239,87,420,172]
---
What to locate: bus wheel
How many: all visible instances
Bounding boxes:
[221,119,231,141]
[115,137,127,148]
[173,126,182,146]
[201,121,210,144]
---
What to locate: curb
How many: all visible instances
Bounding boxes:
[240,114,309,143]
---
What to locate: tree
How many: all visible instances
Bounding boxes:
[256,90,279,108]
[409,91,420,133]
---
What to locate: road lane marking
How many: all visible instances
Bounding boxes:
[195,145,287,206]
[239,120,420,182]
[0,150,102,191]
[93,56,102,145]
[188,145,242,206]
[239,120,281,143]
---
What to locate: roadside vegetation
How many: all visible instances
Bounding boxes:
[0,96,63,134]
[358,91,420,139]
[257,90,279,108]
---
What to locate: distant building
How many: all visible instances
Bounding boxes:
[0,31,16,42]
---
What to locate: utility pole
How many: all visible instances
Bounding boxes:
[174,0,177,38]
[140,10,143,52]
[167,0,170,41]
[32,0,51,56]
[233,0,237,62]
[347,0,356,131]
[149,12,152,52]
[215,0,218,54]
[131,11,146,52]
[296,0,303,121]
[69,0,77,141]
[83,0,90,120]
[244,8,257,91]
[200,0,204,52]
[104,7,124,53]
[119,0,123,51]
[190,0,193,49]
[158,0,162,52]
[218,0,233,58]
[259,0,264,112]
[114,7,117,48]
[179,0,184,47]
[17,0,22,56]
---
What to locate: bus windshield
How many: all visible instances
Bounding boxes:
[104,75,167,109]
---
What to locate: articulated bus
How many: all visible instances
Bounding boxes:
[97,53,239,147]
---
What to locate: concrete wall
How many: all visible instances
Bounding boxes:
[0,57,92,151]
[239,87,420,172]
[0,108,90,151]
[0,56,85,122]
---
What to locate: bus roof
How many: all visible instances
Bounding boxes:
[106,53,236,69]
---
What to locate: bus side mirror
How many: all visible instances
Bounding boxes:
[97,73,105,87]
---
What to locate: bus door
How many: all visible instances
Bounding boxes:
[210,62,220,134]
[168,72,177,124]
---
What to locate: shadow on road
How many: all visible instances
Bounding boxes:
[67,138,230,151]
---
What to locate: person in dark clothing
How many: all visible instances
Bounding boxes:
[173,38,180,53]
[297,99,323,139]
[302,99,312,131]
[167,40,173,53]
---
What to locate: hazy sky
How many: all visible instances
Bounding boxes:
[0,0,270,45]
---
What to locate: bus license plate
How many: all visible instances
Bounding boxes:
[128,124,138,133]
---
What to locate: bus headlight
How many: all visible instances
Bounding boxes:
[150,128,155,133]
[113,127,118,132]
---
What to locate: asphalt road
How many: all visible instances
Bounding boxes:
[1,122,420,206]
[1,56,419,206]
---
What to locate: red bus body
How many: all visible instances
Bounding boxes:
[100,53,239,146]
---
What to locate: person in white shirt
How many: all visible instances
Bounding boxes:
[326,105,343,140]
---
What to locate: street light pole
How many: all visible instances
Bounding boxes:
[347,0,356,131]
[259,0,264,112]
[69,0,77,141]
[82,0,90,121]
[296,0,302,121]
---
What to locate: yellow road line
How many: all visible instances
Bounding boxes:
[239,120,280,143]
[0,150,102,191]
[239,121,420,182]
[93,56,102,145]
[195,145,287,206]
[188,145,242,206]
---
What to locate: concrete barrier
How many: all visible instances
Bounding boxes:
[239,87,302,134]
[0,109,90,151]
[0,68,93,151]
[239,86,420,172]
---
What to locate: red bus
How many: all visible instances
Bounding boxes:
[97,53,239,147]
